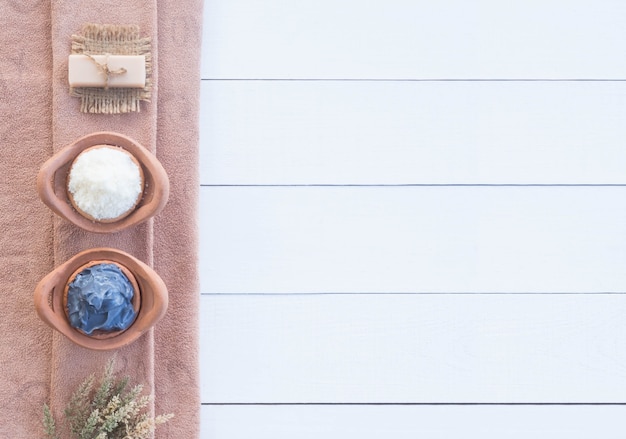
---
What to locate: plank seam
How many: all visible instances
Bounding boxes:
[200,402,626,406]
[200,292,626,296]
[200,78,626,82]
[200,184,626,188]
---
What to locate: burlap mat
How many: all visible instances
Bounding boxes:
[70,23,153,114]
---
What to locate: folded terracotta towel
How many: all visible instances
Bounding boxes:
[0,5,54,437]
[0,0,201,437]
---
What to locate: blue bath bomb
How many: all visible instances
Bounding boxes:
[67,263,136,335]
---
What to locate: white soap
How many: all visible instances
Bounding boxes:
[68,54,146,88]
[68,147,143,221]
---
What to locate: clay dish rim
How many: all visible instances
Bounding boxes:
[34,248,168,351]
[37,132,169,233]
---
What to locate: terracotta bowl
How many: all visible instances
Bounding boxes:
[37,132,169,233]
[34,248,168,350]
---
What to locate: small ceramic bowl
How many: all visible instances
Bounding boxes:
[34,248,168,350]
[37,132,169,233]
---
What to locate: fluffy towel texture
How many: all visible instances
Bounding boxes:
[0,0,202,437]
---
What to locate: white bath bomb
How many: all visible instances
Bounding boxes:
[68,146,143,221]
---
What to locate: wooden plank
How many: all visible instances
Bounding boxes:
[199,81,626,185]
[199,294,626,403]
[200,405,626,439]
[199,186,626,294]
[201,0,626,79]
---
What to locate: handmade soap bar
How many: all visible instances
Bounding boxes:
[68,54,146,88]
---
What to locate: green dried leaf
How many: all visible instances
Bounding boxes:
[42,404,59,439]
[42,357,173,439]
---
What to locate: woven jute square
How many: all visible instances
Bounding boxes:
[70,24,152,114]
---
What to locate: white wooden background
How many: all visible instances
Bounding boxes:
[197,1,626,437]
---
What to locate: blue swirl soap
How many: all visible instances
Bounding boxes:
[66,263,137,335]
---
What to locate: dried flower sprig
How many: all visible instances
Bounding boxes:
[43,357,172,439]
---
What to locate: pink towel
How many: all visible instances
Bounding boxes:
[0,0,202,437]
